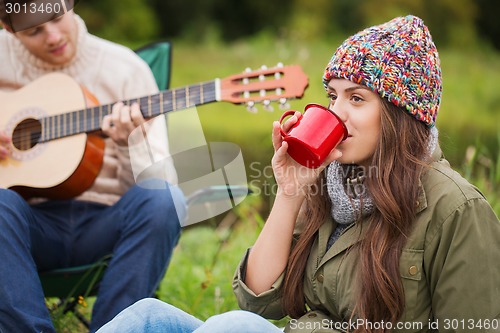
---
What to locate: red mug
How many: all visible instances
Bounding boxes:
[279,103,348,168]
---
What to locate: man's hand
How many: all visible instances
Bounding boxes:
[101,102,145,146]
[0,131,12,160]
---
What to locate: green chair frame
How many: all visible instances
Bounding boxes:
[135,40,172,91]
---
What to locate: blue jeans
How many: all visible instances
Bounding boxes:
[96,298,284,333]
[0,180,185,333]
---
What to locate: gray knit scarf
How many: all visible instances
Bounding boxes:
[326,127,438,248]
[326,162,375,248]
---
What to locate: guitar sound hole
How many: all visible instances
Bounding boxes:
[12,118,42,151]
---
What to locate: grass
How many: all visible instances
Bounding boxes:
[50,37,499,332]
[158,194,265,320]
[462,133,500,213]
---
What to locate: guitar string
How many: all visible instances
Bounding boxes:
[10,90,219,135]
[9,88,220,147]
[8,67,296,146]
[10,84,218,133]
[10,79,289,147]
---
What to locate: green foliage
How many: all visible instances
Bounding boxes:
[72,0,500,50]
[286,0,334,40]
[75,0,159,42]
[436,49,500,166]
[463,134,500,213]
[48,297,93,333]
[145,0,294,43]
[475,0,500,50]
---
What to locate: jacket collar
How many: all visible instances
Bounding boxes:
[316,217,365,270]
[416,143,444,213]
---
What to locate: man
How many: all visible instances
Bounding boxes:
[0,2,184,332]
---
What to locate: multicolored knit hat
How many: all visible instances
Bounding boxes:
[323,15,442,127]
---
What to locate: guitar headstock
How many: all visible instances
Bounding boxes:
[219,63,309,112]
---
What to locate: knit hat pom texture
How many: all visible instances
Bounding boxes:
[323,15,442,127]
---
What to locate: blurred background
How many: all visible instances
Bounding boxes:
[75,0,499,184]
[51,0,499,330]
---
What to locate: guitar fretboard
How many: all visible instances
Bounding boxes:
[40,80,218,142]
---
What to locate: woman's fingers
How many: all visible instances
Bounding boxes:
[281,111,301,132]
[274,140,289,161]
[273,112,302,151]
[320,148,343,170]
[272,121,283,151]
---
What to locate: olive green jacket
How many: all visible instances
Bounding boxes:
[233,153,500,332]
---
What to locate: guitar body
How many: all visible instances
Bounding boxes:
[0,73,104,200]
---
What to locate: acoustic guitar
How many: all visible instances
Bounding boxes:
[0,64,309,200]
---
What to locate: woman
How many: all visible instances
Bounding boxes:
[97,15,500,333]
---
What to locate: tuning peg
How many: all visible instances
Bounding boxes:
[243,68,251,85]
[263,100,274,112]
[275,63,283,79]
[279,98,290,110]
[246,101,258,113]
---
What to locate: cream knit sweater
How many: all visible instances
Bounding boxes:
[0,16,177,205]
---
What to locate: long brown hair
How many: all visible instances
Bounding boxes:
[281,99,431,331]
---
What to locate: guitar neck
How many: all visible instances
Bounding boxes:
[37,64,309,143]
[40,80,219,142]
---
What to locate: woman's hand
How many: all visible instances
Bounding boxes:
[0,131,11,160]
[245,113,342,294]
[271,111,342,198]
[101,102,145,146]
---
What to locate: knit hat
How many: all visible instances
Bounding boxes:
[323,15,442,127]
